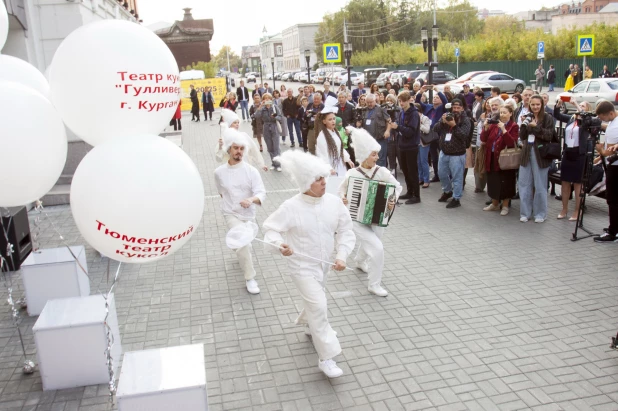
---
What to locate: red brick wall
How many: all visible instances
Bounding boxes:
[166,41,212,69]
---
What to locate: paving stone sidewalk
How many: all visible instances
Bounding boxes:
[0,111,617,411]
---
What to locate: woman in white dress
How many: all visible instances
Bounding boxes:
[314,110,354,176]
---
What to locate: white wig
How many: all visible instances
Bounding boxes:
[221,108,240,128]
[347,127,381,164]
[274,150,331,193]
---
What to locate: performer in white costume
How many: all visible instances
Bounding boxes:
[315,96,354,176]
[339,127,402,297]
[214,126,266,294]
[262,150,355,378]
[216,108,267,171]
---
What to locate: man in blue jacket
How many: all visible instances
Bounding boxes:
[416,85,448,182]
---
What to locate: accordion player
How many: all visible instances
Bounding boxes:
[345,176,397,227]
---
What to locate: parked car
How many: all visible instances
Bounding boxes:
[469,72,525,93]
[389,73,406,85]
[447,71,495,85]
[364,67,389,87]
[275,72,282,80]
[388,70,407,82]
[293,72,304,82]
[315,70,328,83]
[406,70,427,84]
[266,73,273,80]
[375,71,392,87]
[281,72,293,81]
[246,72,259,83]
[299,71,316,83]
[415,70,457,85]
[556,78,618,113]
[435,82,493,99]
[340,71,364,86]
[332,70,348,85]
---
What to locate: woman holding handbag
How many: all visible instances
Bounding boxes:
[480,105,519,215]
[518,95,555,223]
[553,97,591,220]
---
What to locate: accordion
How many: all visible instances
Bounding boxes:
[346,176,397,227]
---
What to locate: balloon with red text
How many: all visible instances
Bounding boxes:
[70,135,204,263]
[0,81,67,207]
[49,20,180,146]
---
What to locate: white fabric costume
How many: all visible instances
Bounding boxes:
[316,129,350,177]
[214,129,266,280]
[338,128,402,288]
[263,151,355,361]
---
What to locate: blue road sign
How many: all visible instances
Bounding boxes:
[537,41,545,59]
[455,48,460,57]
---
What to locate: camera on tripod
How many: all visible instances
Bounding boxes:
[577,111,603,134]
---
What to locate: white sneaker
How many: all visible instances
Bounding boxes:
[246,279,260,294]
[276,167,282,172]
[483,203,500,211]
[318,359,343,378]
[355,260,369,272]
[368,284,388,297]
[535,218,545,223]
[269,166,275,170]
[520,217,529,223]
[500,207,509,216]
[304,325,311,336]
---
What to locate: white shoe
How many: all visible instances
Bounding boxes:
[276,167,282,172]
[500,207,509,216]
[246,279,260,294]
[304,325,311,336]
[520,217,529,223]
[368,284,388,297]
[355,260,369,272]
[483,203,500,211]
[535,218,545,223]
[269,166,275,170]
[318,359,343,378]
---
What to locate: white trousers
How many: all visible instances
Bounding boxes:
[353,222,385,287]
[224,215,256,280]
[292,275,341,361]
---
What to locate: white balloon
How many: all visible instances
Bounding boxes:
[70,135,204,263]
[0,55,50,99]
[49,20,180,146]
[0,0,7,51]
[0,81,67,207]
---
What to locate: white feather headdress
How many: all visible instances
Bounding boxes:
[274,150,331,193]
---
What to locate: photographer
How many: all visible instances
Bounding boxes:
[594,100,618,243]
[259,93,284,171]
[434,98,472,209]
[392,91,421,204]
[553,97,591,221]
[383,94,401,175]
[518,94,555,223]
[416,85,448,182]
[305,93,325,155]
[355,93,392,167]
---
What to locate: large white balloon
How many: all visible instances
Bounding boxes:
[0,81,67,207]
[70,135,204,263]
[0,0,7,51]
[0,55,50,99]
[49,20,180,146]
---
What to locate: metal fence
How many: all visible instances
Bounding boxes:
[352,58,618,88]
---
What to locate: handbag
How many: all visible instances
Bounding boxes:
[498,145,522,170]
[420,129,439,145]
[539,142,561,160]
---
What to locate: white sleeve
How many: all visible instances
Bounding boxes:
[251,168,266,204]
[214,169,223,196]
[338,170,352,198]
[262,203,292,253]
[215,142,225,163]
[334,200,355,261]
[315,131,331,167]
[378,167,403,200]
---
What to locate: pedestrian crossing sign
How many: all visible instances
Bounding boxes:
[577,34,595,56]
[323,43,342,63]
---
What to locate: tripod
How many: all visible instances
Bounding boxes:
[572,135,605,241]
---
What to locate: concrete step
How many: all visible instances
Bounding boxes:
[41,184,70,206]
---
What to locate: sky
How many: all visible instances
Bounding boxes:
[139,0,564,55]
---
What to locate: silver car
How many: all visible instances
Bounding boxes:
[556,78,618,113]
[470,72,525,93]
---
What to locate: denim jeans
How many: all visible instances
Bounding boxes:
[548,82,555,92]
[377,138,388,167]
[518,148,549,220]
[287,118,302,145]
[240,100,249,120]
[417,144,431,183]
[438,152,466,200]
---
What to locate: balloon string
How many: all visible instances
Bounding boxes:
[253,238,355,271]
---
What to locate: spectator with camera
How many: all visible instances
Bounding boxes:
[518,94,555,223]
[416,85,448,182]
[384,94,401,176]
[480,105,519,215]
[553,97,591,221]
[515,88,534,127]
[391,91,421,204]
[259,93,284,171]
[305,93,325,155]
[434,98,472,209]
[594,101,618,243]
[355,93,392,167]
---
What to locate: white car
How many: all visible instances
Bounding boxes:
[332,70,348,85]
[281,72,293,81]
[340,71,363,86]
[293,72,303,82]
[246,73,258,83]
[376,72,392,87]
[299,71,315,83]
[556,78,618,113]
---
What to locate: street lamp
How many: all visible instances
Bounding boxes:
[271,57,276,90]
[304,49,311,86]
[344,43,353,89]
[421,25,439,102]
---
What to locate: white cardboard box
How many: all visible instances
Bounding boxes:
[33,294,122,391]
[21,246,90,316]
[117,344,208,411]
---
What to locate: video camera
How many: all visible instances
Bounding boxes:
[576,111,603,141]
[381,103,401,122]
[486,113,500,125]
